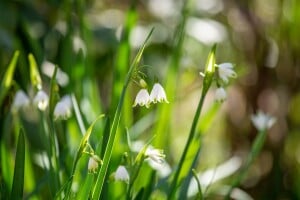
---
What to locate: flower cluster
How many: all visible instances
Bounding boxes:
[12,89,50,112]
[133,83,169,108]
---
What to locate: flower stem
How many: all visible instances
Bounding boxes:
[224,130,267,199]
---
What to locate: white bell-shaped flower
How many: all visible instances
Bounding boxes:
[251,110,276,131]
[133,89,151,108]
[54,95,72,120]
[114,165,129,182]
[33,90,49,111]
[12,90,30,112]
[149,83,169,104]
[215,87,227,102]
[88,155,101,173]
[145,147,166,164]
[217,63,237,83]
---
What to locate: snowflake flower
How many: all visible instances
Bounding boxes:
[88,155,101,173]
[149,83,169,104]
[54,95,72,120]
[114,165,129,182]
[251,110,276,131]
[12,90,30,112]
[133,89,151,108]
[217,63,237,83]
[215,87,227,102]
[33,90,49,111]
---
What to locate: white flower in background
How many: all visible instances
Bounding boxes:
[33,90,49,111]
[215,87,227,102]
[12,90,30,112]
[251,110,276,131]
[145,147,166,164]
[114,165,129,182]
[73,35,87,56]
[88,155,101,173]
[133,89,151,108]
[217,63,237,83]
[149,83,169,104]
[41,61,69,87]
[54,95,72,120]
[147,159,171,178]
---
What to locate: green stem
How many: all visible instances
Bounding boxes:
[224,130,267,199]
[126,158,144,200]
[168,87,208,200]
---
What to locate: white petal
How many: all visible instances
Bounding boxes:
[251,110,276,131]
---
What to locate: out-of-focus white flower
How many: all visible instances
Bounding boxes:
[41,61,69,87]
[73,35,87,56]
[133,89,151,108]
[145,147,165,164]
[251,110,276,131]
[147,159,171,177]
[217,63,237,83]
[33,90,49,111]
[149,83,169,104]
[54,95,72,120]
[215,87,227,102]
[88,155,101,173]
[114,165,129,182]
[12,90,30,112]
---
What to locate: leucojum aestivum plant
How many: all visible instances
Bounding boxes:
[2,27,277,199]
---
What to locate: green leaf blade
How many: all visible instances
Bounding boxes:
[11,129,25,200]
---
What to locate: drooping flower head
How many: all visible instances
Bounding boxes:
[145,147,166,164]
[54,95,72,120]
[251,110,276,131]
[88,155,102,173]
[217,63,237,83]
[149,83,169,104]
[114,165,129,182]
[215,87,227,102]
[133,89,151,108]
[33,90,49,111]
[12,90,30,112]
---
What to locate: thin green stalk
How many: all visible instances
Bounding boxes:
[168,90,207,200]
[91,29,154,200]
[168,45,216,199]
[192,169,203,200]
[126,158,144,200]
[224,130,268,199]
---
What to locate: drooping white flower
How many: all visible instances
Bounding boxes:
[217,63,237,83]
[54,95,72,120]
[41,61,69,87]
[88,155,101,173]
[215,87,227,102]
[33,90,49,111]
[12,90,30,112]
[145,147,166,164]
[114,165,129,182]
[133,89,151,108]
[251,110,276,131]
[149,83,169,104]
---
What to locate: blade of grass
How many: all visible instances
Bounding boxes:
[0,51,19,107]
[91,28,154,200]
[10,129,25,200]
